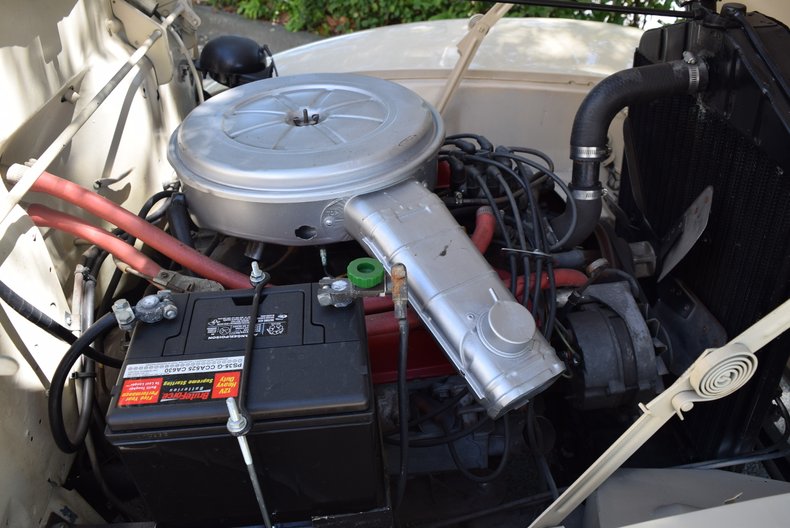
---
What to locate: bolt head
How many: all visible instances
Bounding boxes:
[317,289,333,306]
[226,415,248,434]
[331,279,350,292]
[138,295,159,309]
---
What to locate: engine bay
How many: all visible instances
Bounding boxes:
[2,1,790,527]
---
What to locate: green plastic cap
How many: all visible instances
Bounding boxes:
[347,258,385,289]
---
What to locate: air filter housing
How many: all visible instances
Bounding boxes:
[168,73,444,245]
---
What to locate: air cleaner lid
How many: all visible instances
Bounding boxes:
[168,73,444,204]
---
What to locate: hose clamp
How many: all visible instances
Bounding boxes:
[683,52,705,93]
[687,62,702,92]
[571,188,603,201]
[571,146,608,161]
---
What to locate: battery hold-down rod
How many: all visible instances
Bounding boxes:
[226,396,273,528]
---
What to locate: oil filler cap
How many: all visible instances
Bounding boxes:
[478,300,535,357]
[347,258,385,289]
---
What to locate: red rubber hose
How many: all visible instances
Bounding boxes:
[28,172,250,289]
[470,206,496,253]
[27,204,162,278]
[515,268,588,297]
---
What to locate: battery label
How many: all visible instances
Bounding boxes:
[118,378,162,406]
[118,356,244,407]
[205,313,288,340]
[211,371,241,399]
[118,371,241,407]
[123,356,244,379]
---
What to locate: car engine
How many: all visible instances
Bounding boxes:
[2,1,790,527]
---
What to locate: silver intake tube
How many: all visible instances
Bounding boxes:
[345,180,566,418]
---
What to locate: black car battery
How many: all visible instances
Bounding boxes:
[105,284,386,527]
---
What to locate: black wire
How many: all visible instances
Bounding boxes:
[410,389,469,428]
[49,312,118,453]
[384,389,470,438]
[81,246,104,276]
[535,187,558,337]
[599,268,642,301]
[465,155,532,307]
[136,190,176,224]
[448,413,512,483]
[466,167,518,294]
[496,153,573,244]
[444,143,562,331]
[512,156,546,311]
[441,190,525,207]
[474,160,528,290]
[96,190,175,317]
[104,190,175,251]
[544,260,558,338]
[386,416,493,448]
[446,133,493,152]
[444,138,478,154]
[675,396,790,470]
[395,318,410,508]
[0,279,120,367]
[98,270,124,318]
[729,9,790,102]
[506,146,555,173]
[527,402,558,499]
[497,150,554,325]
[202,233,222,256]
[491,151,577,251]
[0,281,84,343]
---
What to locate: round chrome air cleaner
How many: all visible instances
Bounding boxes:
[168,73,444,245]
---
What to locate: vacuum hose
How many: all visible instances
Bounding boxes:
[552,57,708,249]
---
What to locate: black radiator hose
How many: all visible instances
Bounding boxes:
[166,192,195,249]
[552,57,708,249]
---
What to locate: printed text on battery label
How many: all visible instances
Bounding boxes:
[206,313,288,340]
[123,356,244,379]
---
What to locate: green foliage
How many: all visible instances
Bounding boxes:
[202,1,680,35]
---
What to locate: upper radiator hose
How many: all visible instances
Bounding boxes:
[552,56,708,248]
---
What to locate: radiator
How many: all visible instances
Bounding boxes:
[619,8,790,458]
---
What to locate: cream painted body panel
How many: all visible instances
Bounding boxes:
[275,18,643,183]
[0,1,198,524]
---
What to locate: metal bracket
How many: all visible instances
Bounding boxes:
[111,0,175,84]
[317,277,389,308]
[434,2,513,114]
[153,270,224,293]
